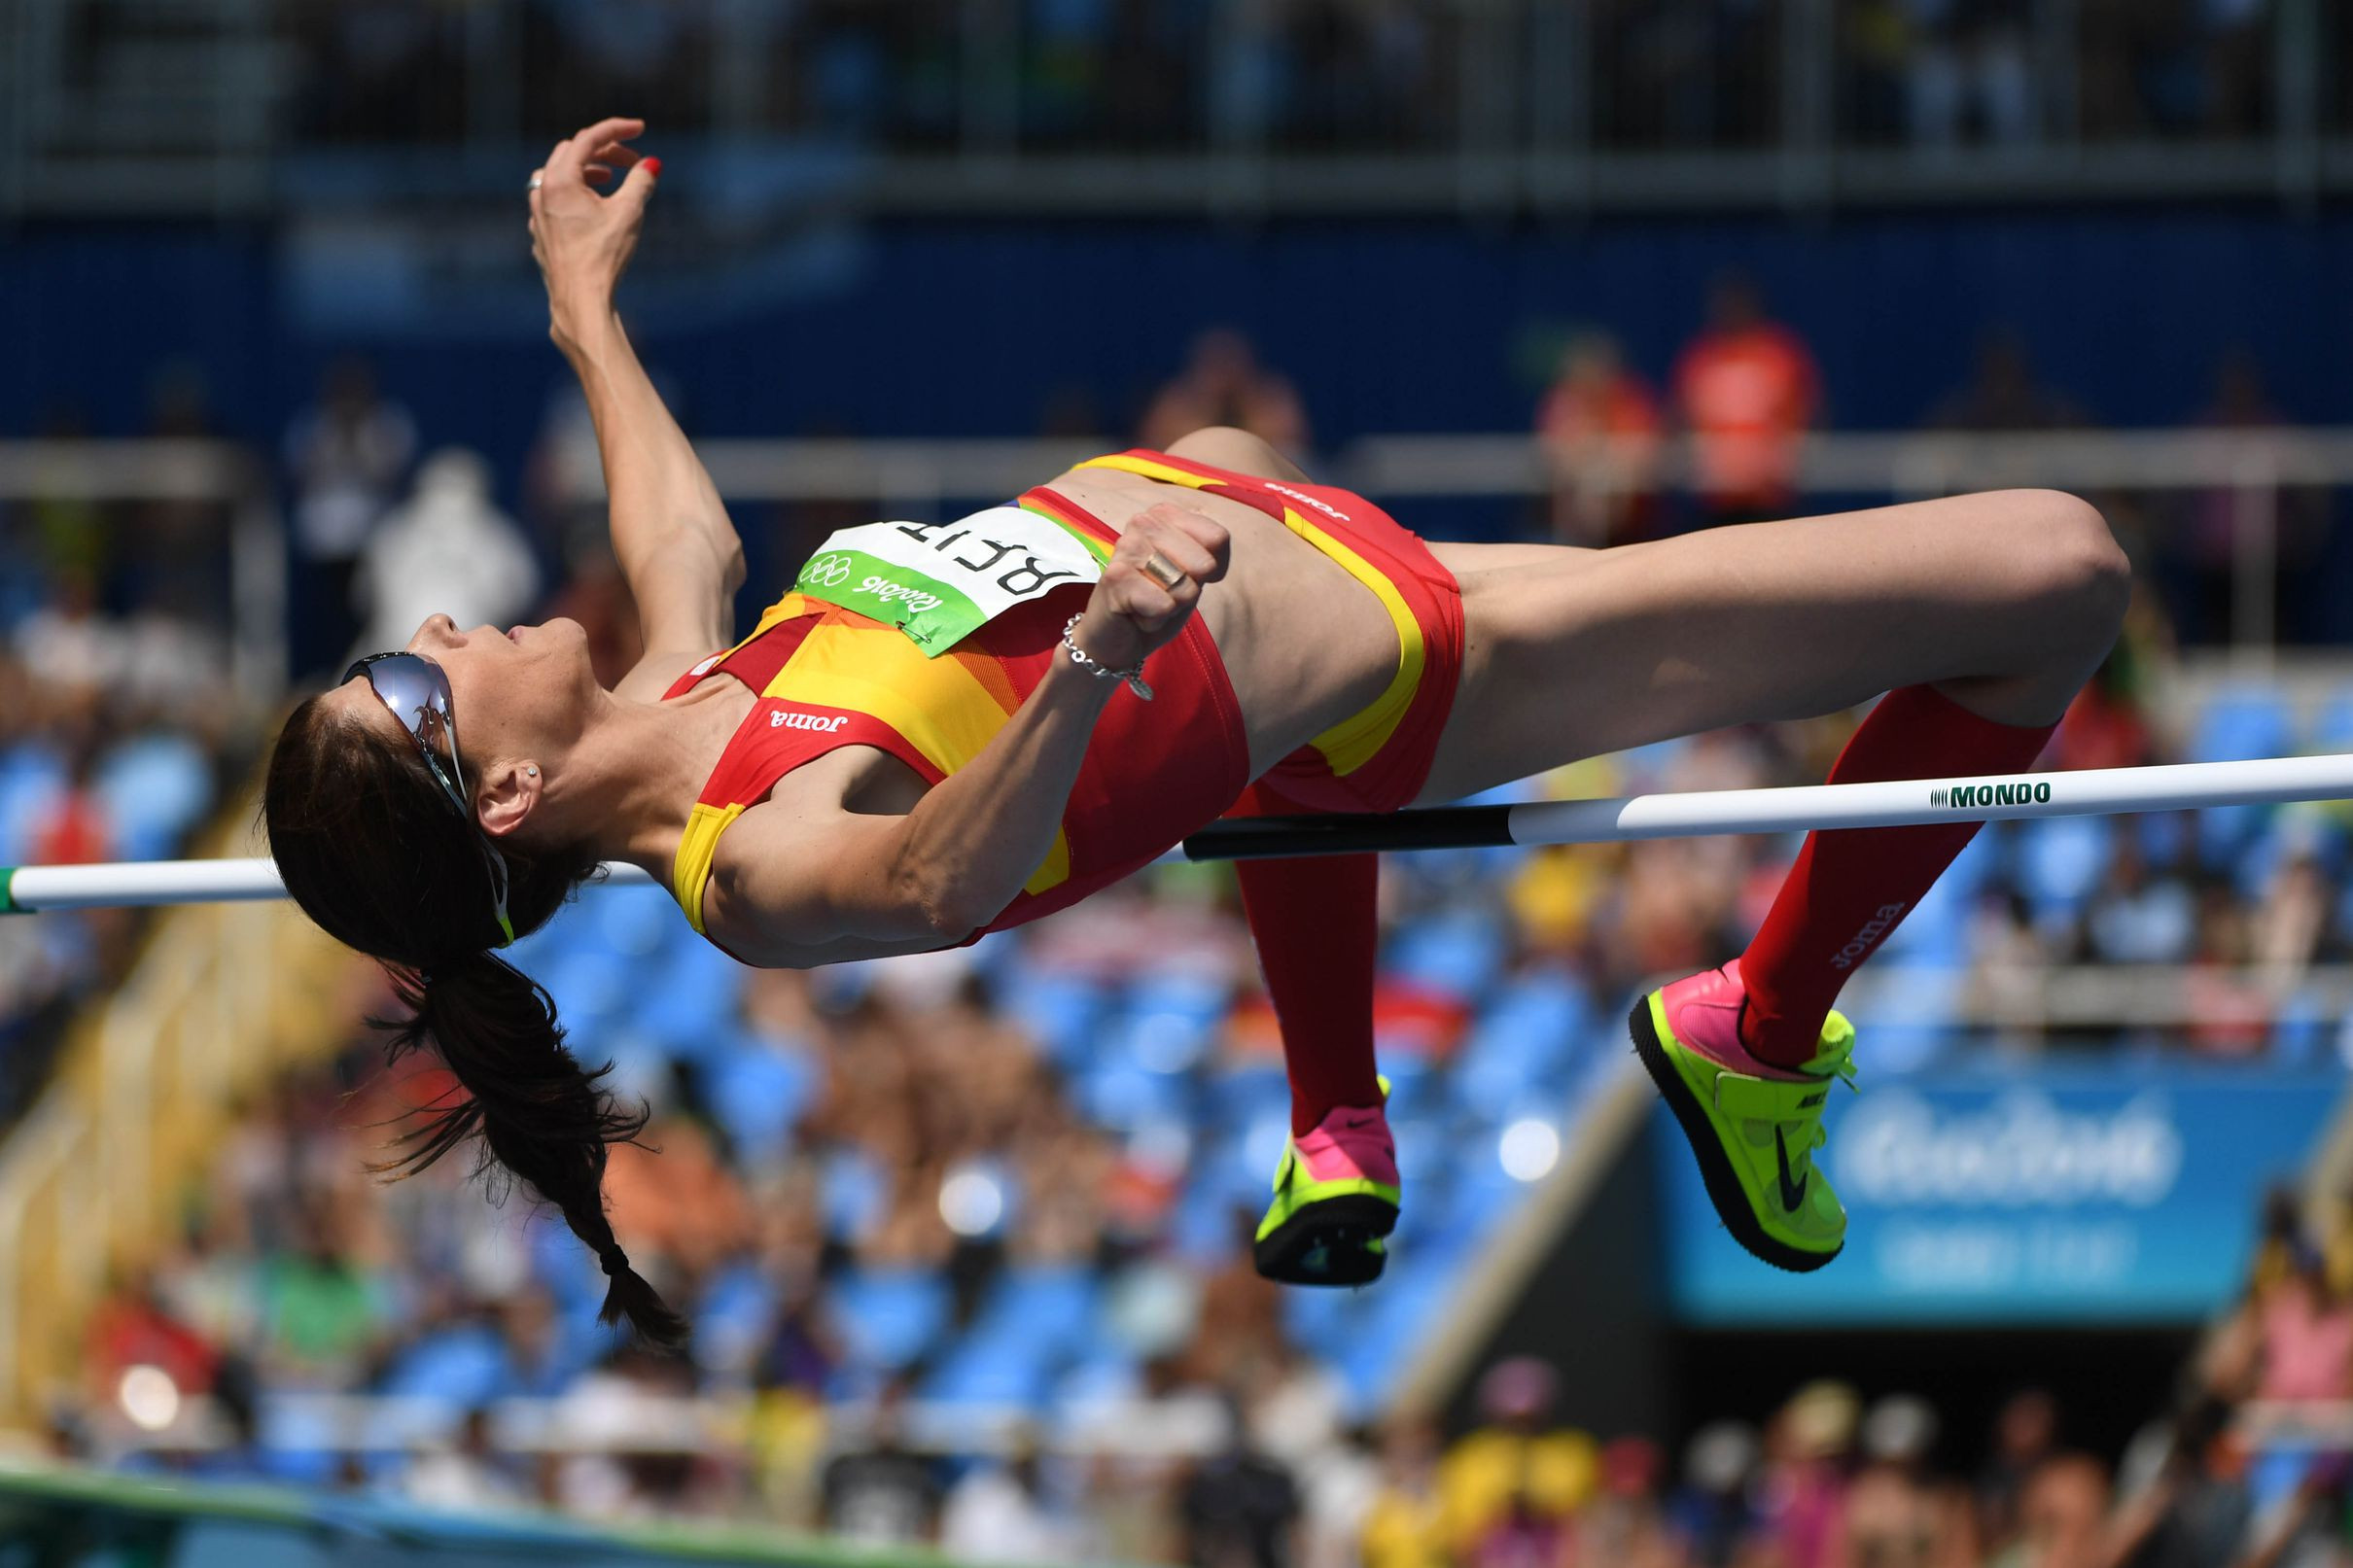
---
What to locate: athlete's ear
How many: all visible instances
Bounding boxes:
[477,760,542,840]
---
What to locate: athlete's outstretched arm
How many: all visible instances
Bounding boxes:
[529,117,747,680]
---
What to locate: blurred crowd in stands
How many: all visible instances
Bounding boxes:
[5,148,2353,1565]
[0,368,244,1127]
[281,0,2308,156]
[46,967,2353,1568]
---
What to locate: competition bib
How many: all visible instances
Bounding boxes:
[790,507,1103,657]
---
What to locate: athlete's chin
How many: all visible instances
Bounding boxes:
[507,617,584,645]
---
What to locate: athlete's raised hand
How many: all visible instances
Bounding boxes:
[1071,504,1232,675]
[528,117,660,350]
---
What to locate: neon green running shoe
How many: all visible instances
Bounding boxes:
[1630,960,1857,1272]
[1253,1084,1399,1288]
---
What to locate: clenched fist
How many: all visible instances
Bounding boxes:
[1068,504,1232,675]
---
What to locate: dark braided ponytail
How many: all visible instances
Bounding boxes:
[377,952,685,1345]
[264,693,687,1347]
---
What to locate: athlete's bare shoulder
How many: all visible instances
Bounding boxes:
[696,763,961,968]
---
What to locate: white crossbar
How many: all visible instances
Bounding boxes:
[1508,750,2353,844]
[5,753,2350,911]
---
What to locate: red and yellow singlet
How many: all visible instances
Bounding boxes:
[660,450,1464,950]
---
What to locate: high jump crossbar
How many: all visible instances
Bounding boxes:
[4,752,2349,915]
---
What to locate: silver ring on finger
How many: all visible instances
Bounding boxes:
[528,172,544,192]
[1141,552,1186,591]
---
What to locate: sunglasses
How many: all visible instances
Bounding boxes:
[345,651,516,947]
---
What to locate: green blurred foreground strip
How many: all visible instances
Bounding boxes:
[0,1463,1084,1568]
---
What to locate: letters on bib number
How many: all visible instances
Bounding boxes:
[890,519,1084,598]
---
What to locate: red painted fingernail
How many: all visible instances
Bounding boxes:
[642,157,662,179]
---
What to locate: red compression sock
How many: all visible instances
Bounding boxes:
[1739,684,2056,1067]
[1232,784,1384,1135]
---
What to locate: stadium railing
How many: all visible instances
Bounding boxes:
[0,0,2336,218]
[0,438,286,708]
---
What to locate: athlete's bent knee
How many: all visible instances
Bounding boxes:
[2015,490,2130,652]
[2042,491,2129,618]
[1165,426,1307,482]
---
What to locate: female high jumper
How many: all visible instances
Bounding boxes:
[265,120,2128,1342]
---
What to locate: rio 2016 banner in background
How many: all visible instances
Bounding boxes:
[1659,1066,2345,1325]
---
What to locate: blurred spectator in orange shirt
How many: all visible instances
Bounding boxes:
[1535,332,1665,546]
[1673,276,1820,525]
[1141,329,1312,460]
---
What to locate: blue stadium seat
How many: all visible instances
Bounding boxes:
[994,966,1112,1072]
[693,1261,781,1373]
[0,744,64,862]
[1452,1036,1557,1124]
[1206,1062,1289,1133]
[1281,1277,1357,1348]
[540,946,631,1028]
[592,882,681,959]
[922,1333,1053,1409]
[376,1322,513,1408]
[93,730,214,861]
[629,939,747,1059]
[1332,1267,1453,1416]
[919,1269,1098,1410]
[1103,972,1227,1076]
[704,1032,819,1166]
[979,1265,1101,1345]
[2019,815,2112,920]
[1169,1162,1263,1266]
[1386,910,1509,1004]
[2191,685,2296,866]
[1847,961,1961,1074]
[1077,1061,1193,1133]
[1470,970,1595,1072]
[1054,1351,1141,1411]
[828,1269,951,1372]
[2190,684,2294,764]
[254,1396,343,1485]
[820,1147,890,1241]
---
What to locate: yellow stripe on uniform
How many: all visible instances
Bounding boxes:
[1074,453,1229,490]
[1278,509,1423,776]
[672,801,748,934]
[1074,454,1421,776]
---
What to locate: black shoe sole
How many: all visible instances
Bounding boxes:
[1628,994,1841,1275]
[1252,1193,1397,1288]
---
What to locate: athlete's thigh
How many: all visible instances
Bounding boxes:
[1417,490,2116,803]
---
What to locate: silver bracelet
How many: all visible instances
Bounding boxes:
[1061,613,1154,702]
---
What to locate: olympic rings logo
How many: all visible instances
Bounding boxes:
[803,554,855,588]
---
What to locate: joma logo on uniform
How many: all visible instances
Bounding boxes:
[1930,780,2054,809]
[1262,481,1349,523]
[1830,901,1908,970]
[771,711,849,733]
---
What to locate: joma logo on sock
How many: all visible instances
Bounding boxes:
[1830,901,1908,970]
[1930,780,2052,809]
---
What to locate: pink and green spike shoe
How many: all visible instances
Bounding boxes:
[1630,960,1857,1272]
[1253,1088,1400,1287]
